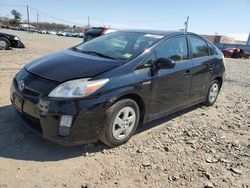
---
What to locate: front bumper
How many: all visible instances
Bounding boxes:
[10,71,107,146]
[11,40,25,48]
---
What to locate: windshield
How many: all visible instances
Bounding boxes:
[73,32,164,61]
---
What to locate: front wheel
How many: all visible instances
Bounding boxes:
[99,99,140,147]
[0,37,10,50]
[203,80,220,106]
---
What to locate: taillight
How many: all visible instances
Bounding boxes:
[101,28,108,35]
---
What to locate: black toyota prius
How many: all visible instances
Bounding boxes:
[10,30,225,146]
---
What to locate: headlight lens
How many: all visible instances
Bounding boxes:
[48,78,109,98]
[13,36,19,40]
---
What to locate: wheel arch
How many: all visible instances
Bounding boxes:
[213,76,223,88]
[108,93,145,124]
[0,37,11,49]
[0,36,10,42]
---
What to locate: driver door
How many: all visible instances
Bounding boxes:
[150,35,193,119]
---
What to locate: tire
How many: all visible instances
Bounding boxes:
[99,99,140,147]
[0,37,10,50]
[203,80,220,106]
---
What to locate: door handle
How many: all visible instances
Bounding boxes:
[208,64,214,69]
[184,70,191,76]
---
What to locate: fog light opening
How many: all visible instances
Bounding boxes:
[59,115,73,136]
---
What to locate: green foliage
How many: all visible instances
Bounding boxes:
[10,9,22,26]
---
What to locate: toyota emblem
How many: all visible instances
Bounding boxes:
[18,80,25,91]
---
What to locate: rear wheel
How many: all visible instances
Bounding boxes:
[204,80,220,106]
[99,99,140,147]
[0,37,10,50]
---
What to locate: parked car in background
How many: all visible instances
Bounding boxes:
[11,30,225,147]
[77,32,84,38]
[73,32,84,38]
[66,32,74,37]
[57,31,67,36]
[83,27,118,42]
[39,30,48,34]
[222,48,250,59]
[48,30,57,35]
[0,32,25,50]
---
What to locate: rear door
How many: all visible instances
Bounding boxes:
[187,35,213,102]
[150,35,193,119]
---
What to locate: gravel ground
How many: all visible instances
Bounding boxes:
[0,29,249,188]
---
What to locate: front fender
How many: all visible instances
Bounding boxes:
[104,85,144,108]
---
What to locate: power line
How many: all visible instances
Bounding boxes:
[29,6,79,25]
[0,3,26,7]
[0,3,80,25]
[0,3,188,29]
[126,17,187,23]
[92,17,186,24]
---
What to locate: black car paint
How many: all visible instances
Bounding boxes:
[0,32,25,48]
[25,49,122,82]
[11,31,225,146]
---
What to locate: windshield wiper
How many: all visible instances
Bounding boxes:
[81,50,116,60]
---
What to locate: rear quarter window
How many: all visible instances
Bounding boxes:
[207,42,217,55]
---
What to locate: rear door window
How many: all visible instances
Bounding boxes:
[189,36,209,58]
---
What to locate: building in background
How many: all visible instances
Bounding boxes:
[204,33,250,53]
[201,35,246,45]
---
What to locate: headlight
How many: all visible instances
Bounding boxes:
[13,36,19,40]
[48,78,109,98]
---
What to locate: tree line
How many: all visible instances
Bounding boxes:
[0,9,87,32]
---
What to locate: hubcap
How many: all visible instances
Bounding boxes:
[112,106,136,141]
[209,83,219,103]
[0,41,7,48]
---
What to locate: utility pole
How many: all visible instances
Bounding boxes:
[88,16,90,28]
[37,13,39,29]
[247,32,250,46]
[184,16,189,32]
[26,5,30,31]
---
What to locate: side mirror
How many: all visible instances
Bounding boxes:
[156,58,175,69]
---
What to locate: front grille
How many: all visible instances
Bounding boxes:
[14,79,40,97]
[23,88,40,97]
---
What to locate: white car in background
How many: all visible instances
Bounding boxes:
[48,30,57,35]
[57,31,67,36]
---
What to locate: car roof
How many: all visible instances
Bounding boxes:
[120,29,197,37]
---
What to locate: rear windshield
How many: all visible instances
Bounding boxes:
[73,32,163,61]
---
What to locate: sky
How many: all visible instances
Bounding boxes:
[0,0,249,41]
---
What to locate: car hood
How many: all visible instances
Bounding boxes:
[25,49,121,82]
[0,32,16,38]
